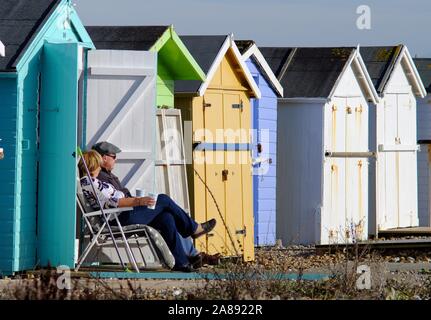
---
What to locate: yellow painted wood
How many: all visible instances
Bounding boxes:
[174,51,255,261]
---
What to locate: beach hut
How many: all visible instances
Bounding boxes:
[260,47,379,245]
[85,26,205,212]
[0,0,93,275]
[414,58,431,227]
[175,35,261,261]
[235,40,284,246]
[360,46,427,234]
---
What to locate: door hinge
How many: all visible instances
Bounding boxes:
[232,101,243,111]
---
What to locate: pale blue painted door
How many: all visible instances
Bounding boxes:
[38,42,80,268]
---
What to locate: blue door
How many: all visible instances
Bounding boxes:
[38,42,79,268]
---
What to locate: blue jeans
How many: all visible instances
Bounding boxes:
[181,236,199,257]
[119,194,199,267]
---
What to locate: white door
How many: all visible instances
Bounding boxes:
[324,97,368,244]
[397,94,417,226]
[381,93,418,228]
[85,50,157,194]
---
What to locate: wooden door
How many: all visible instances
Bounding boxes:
[85,50,157,194]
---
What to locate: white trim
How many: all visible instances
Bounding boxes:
[327,49,356,100]
[197,36,230,96]
[380,46,427,98]
[242,44,284,97]
[378,144,420,152]
[89,67,154,76]
[198,35,261,99]
[354,51,380,104]
[403,47,427,98]
[329,48,379,104]
[278,97,328,104]
[0,41,4,57]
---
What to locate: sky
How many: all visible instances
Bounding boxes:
[74,0,431,57]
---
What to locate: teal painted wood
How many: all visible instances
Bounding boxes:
[89,271,330,281]
[37,42,79,268]
[0,78,18,275]
[246,58,278,246]
[0,1,94,275]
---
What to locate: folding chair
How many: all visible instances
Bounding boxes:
[75,156,175,273]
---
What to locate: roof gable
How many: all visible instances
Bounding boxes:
[175,35,261,98]
[361,46,426,97]
[236,40,283,97]
[0,0,61,71]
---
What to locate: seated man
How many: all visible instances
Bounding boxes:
[92,141,220,269]
[78,150,216,272]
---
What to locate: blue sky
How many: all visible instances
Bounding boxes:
[74,0,431,57]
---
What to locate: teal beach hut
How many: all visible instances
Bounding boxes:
[0,0,93,275]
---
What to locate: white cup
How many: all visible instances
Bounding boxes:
[147,192,158,210]
[135,188,145,197]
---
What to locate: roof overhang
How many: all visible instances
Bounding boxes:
[242,43,284,97]
[328,47,380,104]
[198,34,261,98]
[381,46,427,98]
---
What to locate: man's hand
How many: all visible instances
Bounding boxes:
[138,197,156,207]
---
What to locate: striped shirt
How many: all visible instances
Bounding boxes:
[80,176,125,210]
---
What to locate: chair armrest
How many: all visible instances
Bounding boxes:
[83,207,133,217]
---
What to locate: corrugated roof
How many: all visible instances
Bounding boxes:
[414,58,431,93]
[86,26,170,51]
[261,47,354,98]
[0,0,61,71]
[175,35,227,94]
[360,46,402,93]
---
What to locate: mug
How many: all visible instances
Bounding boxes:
[136,188,145,197]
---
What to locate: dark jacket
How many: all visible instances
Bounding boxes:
[97,168,132,198]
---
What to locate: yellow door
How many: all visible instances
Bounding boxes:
[223,93,244,257]
[200,92,227,254]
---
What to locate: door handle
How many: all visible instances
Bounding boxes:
[222,169,229,181]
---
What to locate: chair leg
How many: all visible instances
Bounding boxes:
[113,215,139,273]
[133,234,148,268]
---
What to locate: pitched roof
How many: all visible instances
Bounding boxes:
[235,40,283,97]
[0,0,61,71]
[414,58,431,93]
[175,35,227,94]
[85,26,170,51]
[359,46,402,93]
[260,47,355,98]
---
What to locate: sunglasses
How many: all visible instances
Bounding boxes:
[105,154,117,160]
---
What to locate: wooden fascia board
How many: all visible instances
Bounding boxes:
[242,44,284,97]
